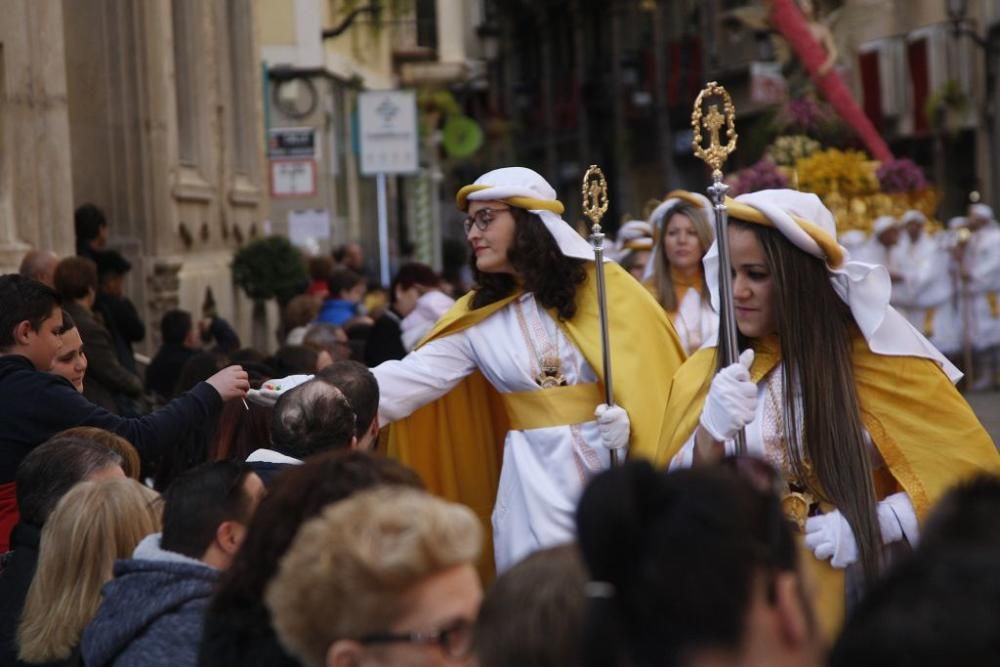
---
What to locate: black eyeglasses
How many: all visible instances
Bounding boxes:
[359,617,473,659]
[463,206,511,234]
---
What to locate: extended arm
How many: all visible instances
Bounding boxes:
[372,332,478,425]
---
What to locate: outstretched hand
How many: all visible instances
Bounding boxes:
[206,365,251,402]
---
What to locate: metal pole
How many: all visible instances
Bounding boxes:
[691,82,746,453]
[707,175,747,454]
[591,228,617,466]
[582,165,620,467]
[376,172,390,287]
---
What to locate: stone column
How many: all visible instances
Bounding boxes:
[0,0,75,272]
[146,259,183,350]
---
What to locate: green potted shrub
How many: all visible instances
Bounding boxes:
[232,236,308,350]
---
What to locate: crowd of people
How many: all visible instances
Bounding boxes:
[0,169,998,667]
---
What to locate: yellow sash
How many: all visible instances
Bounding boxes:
[501,383,604,431]
[655,334,1000,637]
[387,262,685,579]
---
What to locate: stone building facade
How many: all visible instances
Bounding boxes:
[0,0,271,352]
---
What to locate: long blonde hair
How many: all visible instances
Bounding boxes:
[17,479,162,663]
[653,204,713,312]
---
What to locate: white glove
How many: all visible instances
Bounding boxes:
[805,495,915,569]
[594,403,630,451]
[699,349,757,441]
[805,510,856,568]
[246,374,314,407]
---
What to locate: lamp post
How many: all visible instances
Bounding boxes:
[947,0,1000,206]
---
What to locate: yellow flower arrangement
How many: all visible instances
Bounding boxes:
[794,148,880,199]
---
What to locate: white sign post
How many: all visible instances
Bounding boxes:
[358,90,420,287]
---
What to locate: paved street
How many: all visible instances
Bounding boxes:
[968,391,1000,445]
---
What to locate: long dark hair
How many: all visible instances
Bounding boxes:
[725,220,881,583]
[470,208,587,320]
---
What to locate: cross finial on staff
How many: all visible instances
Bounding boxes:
[704,104,725,149]
[691,82,738,181]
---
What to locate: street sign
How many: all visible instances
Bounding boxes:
[268,127,316,158]
[358,90,419,176]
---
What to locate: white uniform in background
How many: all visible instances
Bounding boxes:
[889,211,959,355]
[959,206,1000,372]
[852,215,900,270]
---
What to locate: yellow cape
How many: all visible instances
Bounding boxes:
[387,262,685,578]
[655,335,1000,638]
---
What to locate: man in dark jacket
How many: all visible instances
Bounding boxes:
[0,275,250,547]
[0,437,124,666]
[93,249,146,375]
[145,309,199,401]
[81,461,264,667]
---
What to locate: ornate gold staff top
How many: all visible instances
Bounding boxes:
[581,165,620,467]
[691,81,746,454]
[692,82,738,182]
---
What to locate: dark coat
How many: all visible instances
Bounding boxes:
[14,647,81,667]
[81,539,219,667]
[145,343,198,401]
[365,309,406,366]
[0,522,41,667]
[0,354,223,486]
[94,293,146,373]
[198,601,300,667]
[63,302,142,413]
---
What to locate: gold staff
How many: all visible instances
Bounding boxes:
[582,165,620,467]
[691,82,746,453]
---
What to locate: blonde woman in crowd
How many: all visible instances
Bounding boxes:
[16,479,161,667]
[643,191,718,355]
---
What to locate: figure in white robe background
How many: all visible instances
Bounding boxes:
[642,191,719,356]
[852,215,902,277]
[888,210,959,356]
[955,203,1000,389]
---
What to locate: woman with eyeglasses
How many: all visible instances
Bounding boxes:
[656,189,1000,636]
[372,167,685,574]
[642,191,718,355]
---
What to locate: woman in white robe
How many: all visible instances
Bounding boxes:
[372,167,683,572]
[642,191,718,355]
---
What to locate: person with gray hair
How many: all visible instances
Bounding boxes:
[245,379,357,484]
[18,250,59,288]
[0,435,125,666]
[266,487,483,667]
